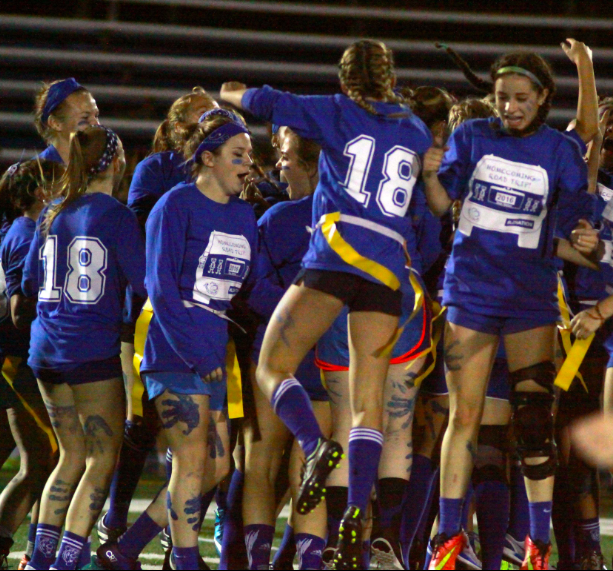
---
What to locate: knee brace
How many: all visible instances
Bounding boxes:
[472,425,508,487]
[124,419,157,453]
[509,361,557,481]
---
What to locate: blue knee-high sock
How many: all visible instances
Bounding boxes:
[378,477,407,539]
[475,480,509,569]
[172,546,200,570]
[362,540,371,569]
[215,486,227,511]
[552,467,575,564]
[53,531,87,571]
[272,524,296,568]
[199,487,216,529]
[219,470,247,570]
[295,533,325,570]
[77,536,91,569]
[26,523,37,557]
[118,512,163,559]
[400,456,437,562]
[575,517,601,556]
[529,501,552,544]
[165,448,173,482]
[347,428,384,513]
[105,420,153,529]
[244,524,275,571]
[326,486,348,548]
[461,483,473,530]
[438,498,464,538]
[271,379,323,458]
[30,524,61,570]
[508,461,530,540]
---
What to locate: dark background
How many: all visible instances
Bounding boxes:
[1,0,612,186]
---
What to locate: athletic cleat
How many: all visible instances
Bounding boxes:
[503,533,526,567]
[370,537,405,570]
[457,531,482,570]
[409,537,427,570]
[96,514,127,545]
[297,439,344,516]
[0,537,13,571]
[214,507,225,557]
[520,537,551,571]
[81,556,106,570]
[578,550,605,570]
[427,532,466,570]
[18,555,31,571]
[333,506,363,570]
[322,547,336,570]
[96,542,141,570]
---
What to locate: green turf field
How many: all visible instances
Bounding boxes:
[3,459,613,569]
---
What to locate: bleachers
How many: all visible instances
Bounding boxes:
[1,0,613,170]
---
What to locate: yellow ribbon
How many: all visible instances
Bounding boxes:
[408,302,447,388]
[320,212,401,291]
[2,356,57,453]
[555,276,590,392]
[133,298,244,419]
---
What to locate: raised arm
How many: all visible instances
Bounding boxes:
[563,39,599,145]
[220,82,249,111]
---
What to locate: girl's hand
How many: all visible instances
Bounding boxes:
[561,38,592,65]
[571,308,604,339]
[422,146,447,180]
[202,367,224,384]
[220,82,248,99]
[570,219,599,255]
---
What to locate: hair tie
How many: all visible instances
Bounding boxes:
[5,162,21,178]
[42,78,84,125]
[193,122,250,163]
[495,66,544,89]
[88,127,119,178]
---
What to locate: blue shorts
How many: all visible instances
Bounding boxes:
[316,287,432,371]
[447,306,558,336]
[252,324,328,402]
[33,355,122,386]
[144,372,227,411]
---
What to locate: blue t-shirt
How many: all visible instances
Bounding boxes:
[0,217,35,358]
[141,183,258,377]
[439,118,592,317]
[127,151,188,228]
[22,193,146,370]
[243,86,432,287]
[249,194,313,319]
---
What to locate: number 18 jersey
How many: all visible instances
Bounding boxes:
[243,86,432,288]
[22,193,146,371]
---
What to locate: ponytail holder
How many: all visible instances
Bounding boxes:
[89,127,119,178]
[495,66,544,89]
[42,78,84,125]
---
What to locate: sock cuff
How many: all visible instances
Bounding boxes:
[271,378,302,410]
[60,531,87,549]
[166,448,173,462]
[349,427,384,446]
[37,524,62,539]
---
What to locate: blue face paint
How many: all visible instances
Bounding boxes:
[232,159,243,165]
[280,165,291,171]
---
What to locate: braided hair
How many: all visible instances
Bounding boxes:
[338,40,405,116]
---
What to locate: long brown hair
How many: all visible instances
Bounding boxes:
[152,87,217,154]
[338,40,404,116]
[34,80,90,143]
[44,126,119,234]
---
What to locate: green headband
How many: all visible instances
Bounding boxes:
[495,66,544,89]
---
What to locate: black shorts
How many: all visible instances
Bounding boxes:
[295,268,402,317]
[33,355,122,386]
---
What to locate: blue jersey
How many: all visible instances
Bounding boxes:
[141,182,257,377]
[0,217,36,359]
[249,194,313,319]
[439,118,592,317]
[38,145,63,164]
[22,193,146,371]
[128,151,188,228]
[243,86,432,288]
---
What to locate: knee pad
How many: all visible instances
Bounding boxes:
[124,420,156,453]
[472,425,508,487]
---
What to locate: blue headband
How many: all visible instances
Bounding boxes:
[88,127,119,178]
[42,78,85,125]
[193,122,250,163]
[198,108,243,124]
